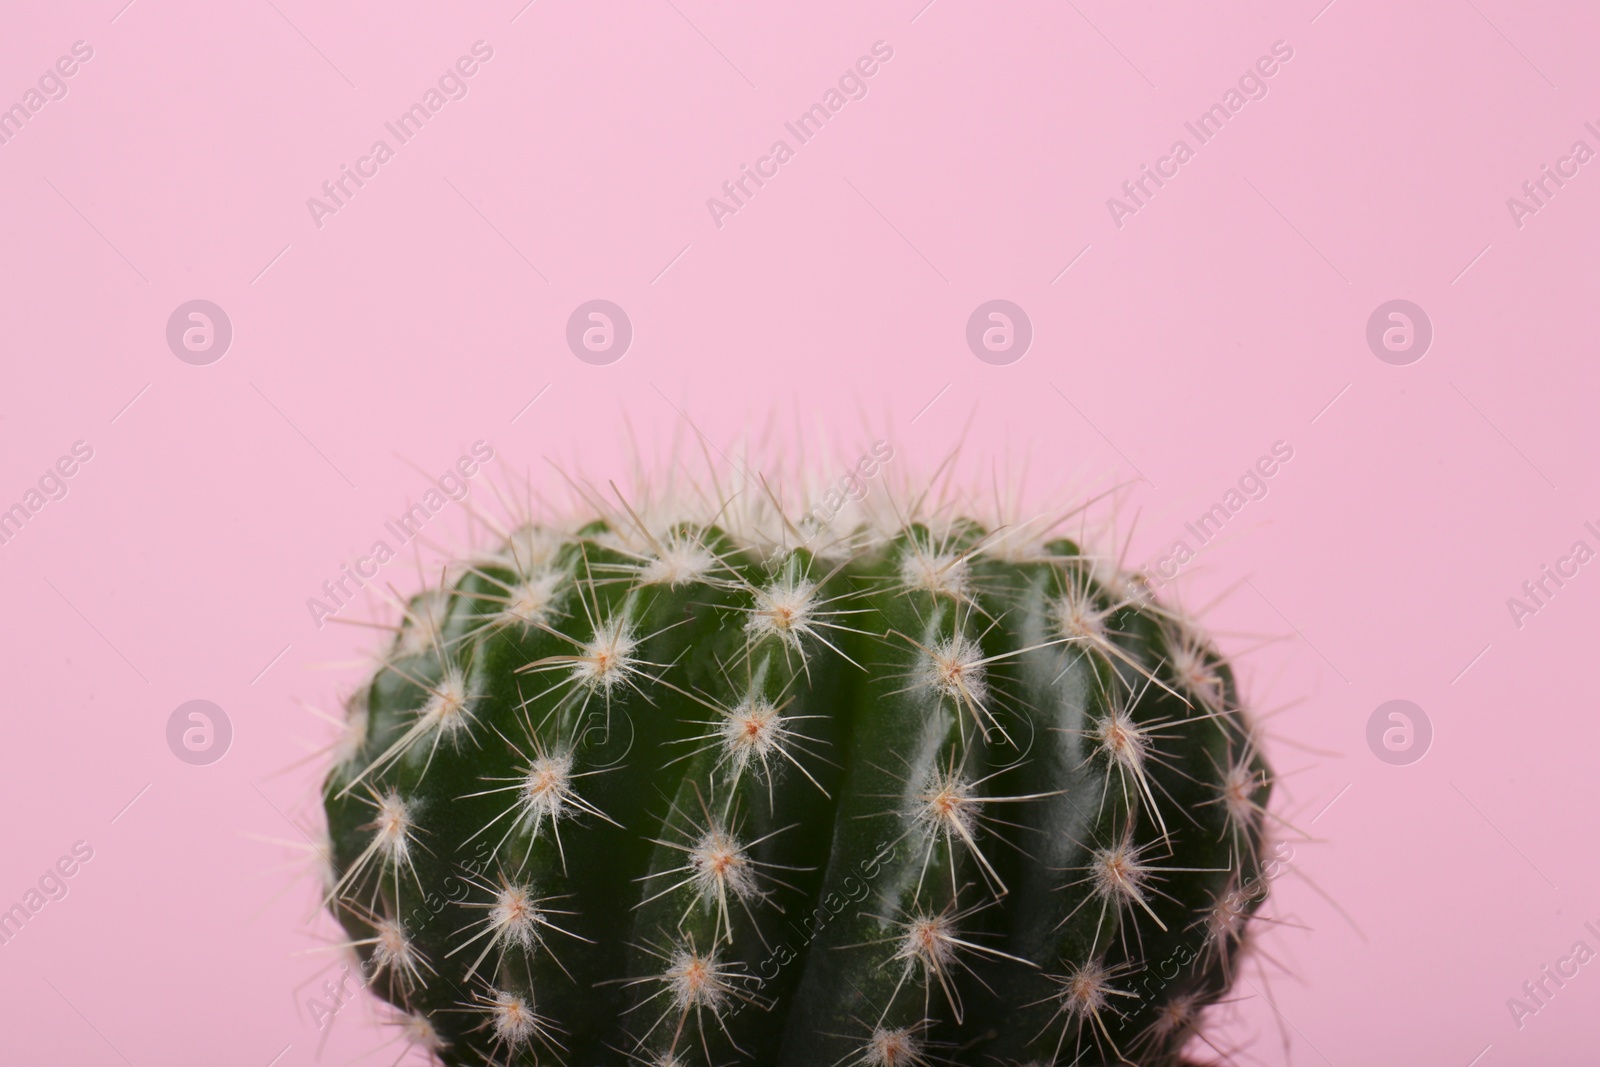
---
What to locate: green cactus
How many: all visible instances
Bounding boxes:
[319,504,1274,1066]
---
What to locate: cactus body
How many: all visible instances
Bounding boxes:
[321,515,1272,1066]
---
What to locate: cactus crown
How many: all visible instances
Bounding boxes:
[319,480,1274,1067]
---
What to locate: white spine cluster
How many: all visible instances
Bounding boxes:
[745,577,818,646]
[573,619,640,693]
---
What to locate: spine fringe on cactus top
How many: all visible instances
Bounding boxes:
[315,456,1277,1067]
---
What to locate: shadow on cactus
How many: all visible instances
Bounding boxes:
[317,469,1277,1066]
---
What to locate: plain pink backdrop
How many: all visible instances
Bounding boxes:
[1,0,1597,1064]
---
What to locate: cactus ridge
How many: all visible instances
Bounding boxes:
[320,504,1274,1067]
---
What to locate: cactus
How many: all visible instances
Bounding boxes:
[319,493,1274,1067]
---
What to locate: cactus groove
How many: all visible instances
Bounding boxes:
[320,513,1274,1066]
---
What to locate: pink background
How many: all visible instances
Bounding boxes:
[2,0,1597,1063]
